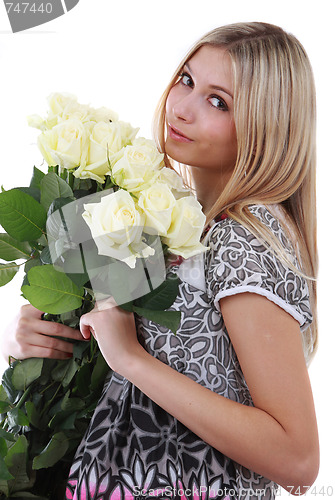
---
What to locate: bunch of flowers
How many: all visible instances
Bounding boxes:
[0,93,208,498]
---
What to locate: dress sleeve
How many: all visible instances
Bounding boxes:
[204,207,313,332]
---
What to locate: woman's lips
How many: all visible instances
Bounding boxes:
[168,125,193,143]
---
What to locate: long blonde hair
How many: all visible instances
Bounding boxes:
[153,22,318,363]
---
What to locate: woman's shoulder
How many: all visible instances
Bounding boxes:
[204,203,313,332]
[205,203,295,255]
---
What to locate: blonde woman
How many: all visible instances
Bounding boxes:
[2,22,319,499]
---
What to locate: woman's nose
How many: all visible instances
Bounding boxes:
[172,93,195,123]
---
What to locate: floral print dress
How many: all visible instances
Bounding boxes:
[65,205,312,500]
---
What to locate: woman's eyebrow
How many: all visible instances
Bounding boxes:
[184,61,233,99]
[209,84,233,99]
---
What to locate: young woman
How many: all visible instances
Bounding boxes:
[1,22,319,499]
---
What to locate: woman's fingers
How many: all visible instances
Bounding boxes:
[19,305,83,340]
[78,302,139,373]
[79,313,95,340]
[18,343,74,360]
[35,319,83,341]
[79,299,117,340]
[13,328,78,359]
[21,330,75,353]
[20,304,44,319]
[1,303,85,361]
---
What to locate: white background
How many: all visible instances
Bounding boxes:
[0,1,334,497]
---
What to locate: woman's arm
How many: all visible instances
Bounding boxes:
[1,304,83,362]
[80,294,319,494]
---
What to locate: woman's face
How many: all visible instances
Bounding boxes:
[165,45,237,174]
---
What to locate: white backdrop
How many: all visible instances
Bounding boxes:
[0,1,334,497]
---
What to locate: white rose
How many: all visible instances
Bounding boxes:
[162,196,208,258]
[112,138,164,193]
[60,101,92,124]
[27,93,81,133]
[37,118,90,170]
[157,167,190,198]
[27,114,47,131]
[138,182,176,236]
[73,120,139,183]
[88,106,119,123]
[45,92,80,129]
[131,137,156,148]
[44,93,96,130]
[118,121,139,145]
[82,190,154,269]
[47,92,78,117]
[74,121,125,183]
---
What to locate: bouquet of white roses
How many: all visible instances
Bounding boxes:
[0,93,207,498]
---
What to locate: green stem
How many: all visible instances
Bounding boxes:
[39,380,57,395]
[41,382,62,416]
[68,171,74,190]
[89,337,97,363]
[60,170,67,181]
[19,256,35,268]
[16,385,33,409]
[48,165,59,175]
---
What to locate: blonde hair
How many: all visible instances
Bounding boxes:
[153,22,318,363]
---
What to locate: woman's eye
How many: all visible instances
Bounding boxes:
[209,95,228,111]
[180,72,193,88]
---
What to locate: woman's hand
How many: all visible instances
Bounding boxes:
[79,298,142,375]
[1,304,83,362]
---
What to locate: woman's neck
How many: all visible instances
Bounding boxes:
[188,165,231,214]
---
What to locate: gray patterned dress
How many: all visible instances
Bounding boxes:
[65,205,312,500]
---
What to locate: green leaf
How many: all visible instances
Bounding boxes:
[24,255,42,273]
[62,250,90,288]
[5,435,30,489]
[0,385,10,403]
[62,359,79,387]
[0,262,19,287]
[30,166,45,190]
[0,233,31,261]
[60,392,85,412]
[0,437,7,459]
[21,265,84,314]
[47,196,73,216]
[133,306,181,334]
[75,363,91,396]
[0,189,47,242]
[48,410,77,431]
[39,246,52,265]
[0,455,14,482]
[135,275,180,311]
[7,408,30,427]
[0,429,15,442]
[17,187,41,203]
[72,341,90,361]
[25,402,40,429]
[119,300,133,312]
[1,368,18,402]
[51,358,79,388]
[11,493,49,499]
[0,401,11,413]
[89,352,110,392]
[40,173,74,211]
[12,358,43,391]
[32,432,69,470]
